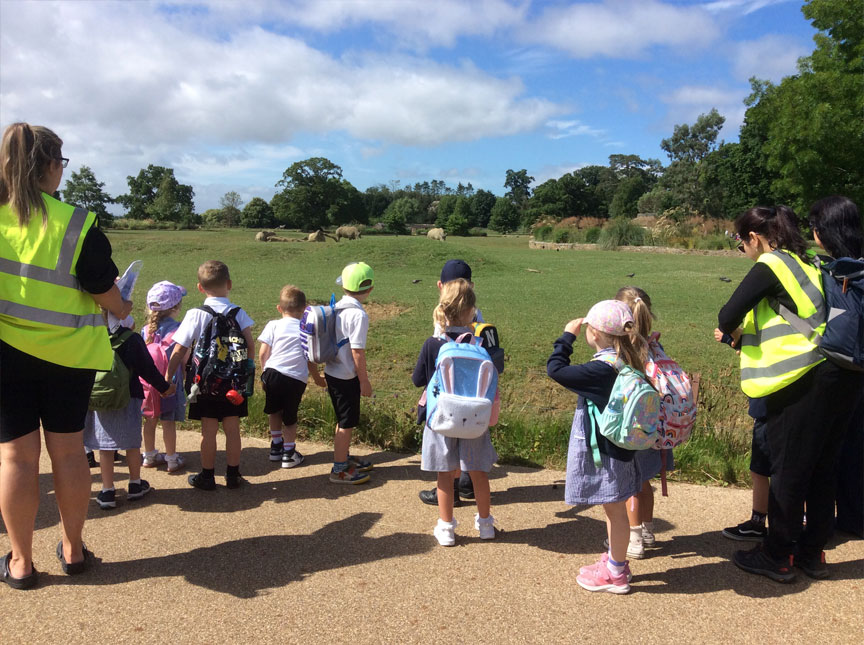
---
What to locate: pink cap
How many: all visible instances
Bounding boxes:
[585,300,633,336]
[146,281,187,311]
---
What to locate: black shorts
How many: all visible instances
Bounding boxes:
[0,341,96,442]
[262,368,306,426]
[324,374,360,429]
[749,418,771,477]
[189,395,248,421]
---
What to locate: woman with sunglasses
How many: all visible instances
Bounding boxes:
[809,196,864,539]
[717,205,864,582]
[0,122,132,589]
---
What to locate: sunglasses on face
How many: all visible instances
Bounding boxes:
[58,157,69,168]
[733,233,746,253]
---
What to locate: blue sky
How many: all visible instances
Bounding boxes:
[0,0,816,212]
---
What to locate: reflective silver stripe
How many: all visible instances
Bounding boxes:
[740,350,823,380]
[0,207,86,289]
[740,323,799,347]
[0,299,105,328]
[771,251,826,326]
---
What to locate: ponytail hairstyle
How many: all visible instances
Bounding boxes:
[589,324,646,375]
[0,123,63,227]
[144,305,179,344]
[735,205,809,261]
[809,196,862,259]
[615,286,655,363]
[433,278,476,331]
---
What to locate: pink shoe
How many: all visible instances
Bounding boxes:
[580,552,633,582]
[577,558,631,594]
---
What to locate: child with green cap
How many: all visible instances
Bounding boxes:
[325,262,375,484]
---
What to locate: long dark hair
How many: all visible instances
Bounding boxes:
[809,196,862,259]
[735,205,809,261]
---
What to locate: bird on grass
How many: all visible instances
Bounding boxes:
[626,272,635,278]
[412,279,421,283]
[719,276,732,282]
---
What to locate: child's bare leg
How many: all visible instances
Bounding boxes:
[99,450,115,489]
[126,448,141,481]
[468,471,491,518]
[603,501,629,563]
[222,416,241,467]
[162,420,177,456]
[752,472,769,514]
[334,424,353,463]
[283,422,298,444]
[437,470,458,522]
[626,493,640,527]
[200,418,219,469]
[637,480,654,523]
[142,417,158,454]
[267,413,283,441]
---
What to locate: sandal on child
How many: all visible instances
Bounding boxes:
[56,541,94,575]
[2,552,38,590]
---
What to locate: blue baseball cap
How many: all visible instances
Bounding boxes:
[440,259,472,283]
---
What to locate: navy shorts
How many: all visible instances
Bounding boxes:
[324,374,360,429]
[0,341,96,442]
[749,418,771,477]
[189,395,248,421]
[262,368,306,426]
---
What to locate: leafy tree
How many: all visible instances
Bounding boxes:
[201,208,225,227]
[219,191,243,227]
[469,189,496,228]
[444,198,472,236]
[363,185,393,222]
[504,169,534,206]
[609,174,649,218]
[274,157,345,230]
[488,197,520,233]
[329,180,367,225]
[382,197,420,234]
[240,197,275,228]
[660,108,726,164]
[575,165,618,218]
[434,195,461,228]
[523,178,566,225]
[62,165,113,226]
[116,165,194,221]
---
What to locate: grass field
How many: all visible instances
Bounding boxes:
[109,229,756,485]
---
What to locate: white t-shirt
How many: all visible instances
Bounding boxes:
[324,295,368,380]
[172,297,254,350]
[257,317,308,381]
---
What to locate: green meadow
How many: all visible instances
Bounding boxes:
[110,229,755,485]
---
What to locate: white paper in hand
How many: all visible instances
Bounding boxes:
[107,260,143,332]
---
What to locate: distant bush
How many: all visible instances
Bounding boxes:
[598,217,647,250]
[584,226,602,243]
[553,228,571,243]
[108,218,175,230]
[468,227,488,237]
[533,225,553,241]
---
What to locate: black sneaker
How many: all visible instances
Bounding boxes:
[418,488,461,506]
[733,545,796,583]
[86,451,98,468]
[188,473,216,491]
[269,441,284,462]
[127,480,152,501]
[722,519,767,541]
[281,449,305,469]
[795,551,829,580]
[96,489,116,509]
[225,474,247,489]
[458,487,476,501]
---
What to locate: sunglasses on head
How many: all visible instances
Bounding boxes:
[733,233,745,253]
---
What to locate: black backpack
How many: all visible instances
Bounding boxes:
[186,306,251,398]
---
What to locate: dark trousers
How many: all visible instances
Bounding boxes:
[836,397,864,537]
[764,362,864,559]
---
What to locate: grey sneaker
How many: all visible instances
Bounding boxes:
[281,449,305,469]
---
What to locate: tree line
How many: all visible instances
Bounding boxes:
[62,0,861,234]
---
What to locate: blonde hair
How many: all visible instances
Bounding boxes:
[0,123,63,227]
[198,260,230,290]
[144,306,180,344]
[615,285,655,363]
[590,324,646,375]
[279,284,306,314]
[433,278,476,331]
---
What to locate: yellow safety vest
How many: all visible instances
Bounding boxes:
[0,193,113,370]
[739,249,826,397]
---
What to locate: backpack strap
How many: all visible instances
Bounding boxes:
[199,305,217,317]
[584,399,604,468]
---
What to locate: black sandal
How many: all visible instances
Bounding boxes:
[56,541,93,575]
[2,552,38,590]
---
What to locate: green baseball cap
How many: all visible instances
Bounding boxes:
[336,262,374,291]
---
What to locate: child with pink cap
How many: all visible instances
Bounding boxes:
[141,281,188,473]
[547,299,647,594]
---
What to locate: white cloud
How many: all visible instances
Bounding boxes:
[661,85,747,141]
[730,34,808,82]
[546,119,605,140]
[703,0,794,16]
[532,163,590,186]
[521,0,720,58]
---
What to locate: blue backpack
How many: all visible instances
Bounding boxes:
[586,353,661,467]
[776,257,864,371]
[425,337,498,440]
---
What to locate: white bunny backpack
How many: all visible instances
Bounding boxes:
[425,337,498,439]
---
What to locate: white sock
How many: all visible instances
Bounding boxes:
[165,453,180,462]
[642,521,654,532]
[101,487,115,493]
[129,479,141,486]
[270,435,283,443]
[607,555,626,576]
[629,525,643,544]
[284,442,296,452]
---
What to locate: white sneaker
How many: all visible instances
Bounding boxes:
[602,537,645,560]
[142,450,165,468]
[475,514,496,540]
[433,519,458,546]
[165,454,185,473]
[641,522,656,547]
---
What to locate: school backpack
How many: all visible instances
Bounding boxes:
[586,353,661,467]
[472,322,505,373]
[425,336,498,440]
[89,328,135,411]
[141,325,180,418]
[776,257,864,372]
[300,295,361,364]
[186,305,251,400]
[644,333,697,449]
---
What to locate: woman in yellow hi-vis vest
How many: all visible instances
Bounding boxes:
[717,205,863,583]
[0,123,132,589]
